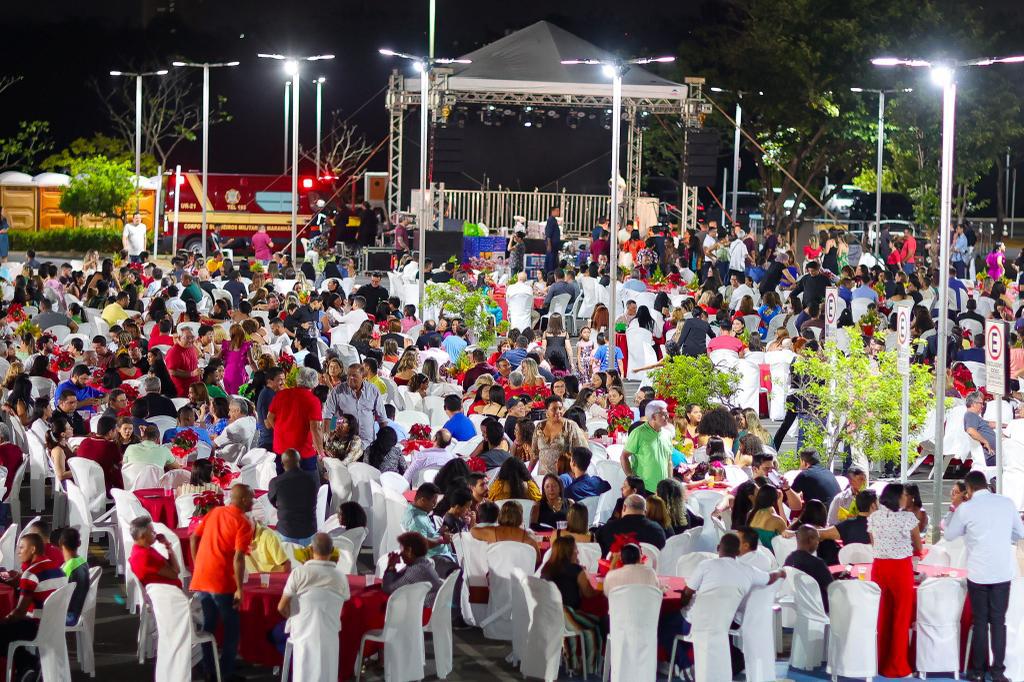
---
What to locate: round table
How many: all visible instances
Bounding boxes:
[136,488,268,529]
[580,573,687,616]
[238,573,397,680]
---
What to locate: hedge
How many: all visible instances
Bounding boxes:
[9,227,124,252]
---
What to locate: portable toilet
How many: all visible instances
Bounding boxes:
[0,171,36,230]
[33,173,72,229]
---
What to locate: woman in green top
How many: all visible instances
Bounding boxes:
[747,484,787,550]
[203,361,228,399]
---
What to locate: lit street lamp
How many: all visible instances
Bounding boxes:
[283,81,291,174]
[109,69,169,200]
[379,48,471,310]
[562,55,675,351]
[258,52,335,263]
[849,86,912,246]
[709,87,762,227]
[172,60,240,259]
[873,53,1024,538]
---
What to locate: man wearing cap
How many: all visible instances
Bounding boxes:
[621,400,674,493]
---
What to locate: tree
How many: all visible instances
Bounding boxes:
[41,133,158,176]
[93,67,232,169]
[793,336,933,465]
[0,76,22,98]
[649,355,740,411]
[301,113,374,182]
[423,280,501,349]
[59,156,135,224]
[0,120,53,172]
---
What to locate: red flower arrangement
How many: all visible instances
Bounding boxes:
[191,489,224,520]
[49,347,76,374]
[607,403,634,434]
[666,272,684,287]
[408,423,431,440]
[170,429,200,460]
[278,352,295,372]
[207,456,238,488]
[5,304,26,324]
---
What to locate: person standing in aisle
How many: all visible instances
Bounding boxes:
[545,205,562,275]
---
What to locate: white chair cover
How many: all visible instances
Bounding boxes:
[145,584,194,682]
[607,584,662,682]
[687,584,746,682]
[68,458,109,517]
[509,568,531,666]
[770,534,797,566]
[733,581,780,682]
[331,535,357,575]
[674,551,716,580]
[363,581,431,682]
[380,471,410,494]
[287,587,345,682]
[5,583,74,682]
[836,542,873,565]
[659,534,694,578]
[790,569,829,670]
[0,524,17,570]
[1004,577,1024,681]
[625,327,657,381]
[764,349,796,421]
[452,531,490,625]
[507,291,534,332]
[520,576,565,682]
[920,544,951,567]
[826,579,881,679]
[323,458,353,514]
[175,494,199,529]
[482,541,537,640]
[426,570,460,679]
[914,577,966,676]
[66,566,102,675]
[122,463,163,491]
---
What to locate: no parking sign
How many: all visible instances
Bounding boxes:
[824,288,839,339]
[985,319,1009,396]
[896,303,912,375]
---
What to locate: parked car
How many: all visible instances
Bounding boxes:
[847,192,915,222]
[824,185,867,217]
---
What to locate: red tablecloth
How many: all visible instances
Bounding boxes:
[0,584,14,615]
[580,573,687,617]
[402,490,416,503]
[134,489,177,526]
[137,488,268,529]
[237,573,425,680]
[174,527,193,569]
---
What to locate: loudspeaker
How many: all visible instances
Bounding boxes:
[423,231,465,263]
[365,249,393,271]
[683,128,721,187]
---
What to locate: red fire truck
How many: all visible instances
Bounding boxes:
[163,172,355,253]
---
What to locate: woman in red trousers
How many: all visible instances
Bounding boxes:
[867,483,923,678]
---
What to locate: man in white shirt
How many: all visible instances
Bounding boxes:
[736,527,774,571]
[333,296,369,343]
[603,543,660,593]
[213,398,258,463]
[728,274,756,311]
[506,271,533,300]
[728,233,749,280]
[944,470,1024,682]
[122,212,148,262]
[273,532,349,651]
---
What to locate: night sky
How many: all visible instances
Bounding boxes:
[2,1,699,184]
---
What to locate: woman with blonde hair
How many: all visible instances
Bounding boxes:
[645,495,675,537]
[561,502,594,544]
[766,328,790,351]
[470,501,541,554]
[219,323,252,395]
[741,407,771,443]
[520,358,545,388]
[391,348,419,386]
[2,361,23,390]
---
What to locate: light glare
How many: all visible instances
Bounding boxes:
[930,65,954,86]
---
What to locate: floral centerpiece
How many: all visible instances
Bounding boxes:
[598,531,648,575]
[189,489,224,530]
[402,423,434,455]
[170,430,199,461]
[14,320,41,340]
[858,309,881,337]
[666,271,684,288]
[5,304,26,325]
[207,455,237,488]
[607,402,634,435]
[49,347,76,375]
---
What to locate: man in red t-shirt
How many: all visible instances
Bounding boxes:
[0,534,66,676]
[148,318,175,348]
[706,327,746,356]
[0,425,24,516]
[127,517,182,588]
[74,416,124,493]
[165,328,199,397]
[267,368,325,477]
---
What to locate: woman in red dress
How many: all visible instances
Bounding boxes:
[867,482,923,678]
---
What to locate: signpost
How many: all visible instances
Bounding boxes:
[985,319,1009,493]
[896,303,912,481]
[824,288,839,340]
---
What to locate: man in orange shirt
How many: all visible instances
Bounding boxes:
[190,484,254,681]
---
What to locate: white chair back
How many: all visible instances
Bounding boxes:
[287,587,345,682]
[122,463,163,491]
[0,524,17,570]
[789,569,829,670]
[379,471,410,494]
[770,533,798,566]
[1005,577,1024,681]
[322,458,353,514]
[493,498,534,529]
[482,541,537,641]
[638,542,661,572]
[606,584,662,682]
[826,579,882,679]
[736,581,780,682]
[378,581,431,682]
[914,576,967,676]
[520,575,566,681]
[836,542,873,565]
[426,569,461,680]
[12,583,75,682]
[687,584,746,682]
[673,551,716,580]
[146,584,197,682]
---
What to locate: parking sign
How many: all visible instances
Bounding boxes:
[985,320,1009,396]
[824,288,839,339]
[896,303,912,375]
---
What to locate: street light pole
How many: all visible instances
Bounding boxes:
[283,81,291,174]
[109,69,168,203]
[315,77,325,178]
[732,99,741,224]
[172,60,240,260]
[873,53,1024,541]
[259,53,336,264]
[563,54,675,352]
[379,49,471,312]
[851,87,912,243]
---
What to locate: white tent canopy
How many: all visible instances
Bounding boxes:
[404,21,687,101]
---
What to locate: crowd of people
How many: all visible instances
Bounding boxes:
[0,210,1018,681]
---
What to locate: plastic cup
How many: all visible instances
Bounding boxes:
[260,574,270,588]
[857,566,867,581]
[556,521,568,531]
[365,574,375,587]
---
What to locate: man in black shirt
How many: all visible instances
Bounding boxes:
[476,420,511,469]
[268,449,319,543]
[355,272,389,314]
[783,525,834,611]
[596,494,666,555]
[223,270,247,307]
[783,448,841,513]
[829,489,876,547]
[415,321,443,350]
[792,260,831,310]
[139,375,177,418]
[674,308,716,357]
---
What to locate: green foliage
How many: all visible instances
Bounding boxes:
[59,156,135,221]
[423,280,498,350]
[851,167,898,193]
[41,133,158,176]
[776,450,800,473]
[794,335,933,464]
[0,120,53,172]
[649,354,740,410]
[9,227,122,252]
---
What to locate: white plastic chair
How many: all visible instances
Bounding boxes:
[146,583,222,682]
[914,577,966,678]
[675,584,746,682]
[826,579,881,680]
[789,569,829,670]
[836,542,873,565]
[638,542,661,572]
[920,544,952,567]
[481,541,537,641]
[0,524,18,569]
[730,581,780,682]
[66,565,102,676]
[323,458,353,514]
[395,409,431,433]
[771,533,798,567]
[316,483,330,530]
[353,581,431,682]
[331,535,357,575]
[673,551,716,581]
[493,498,534,530]
[509,569,532,667]
[281,587,345,682]
[424,569,460,679]
[521,575,588,681]
[122,463,163,491]
[4,583,75,682]
[605,583,662,682]
[380,471,410,494]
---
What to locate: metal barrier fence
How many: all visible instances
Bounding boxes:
[438,186,614,239]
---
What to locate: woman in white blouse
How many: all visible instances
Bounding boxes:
[867,483,923,679]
